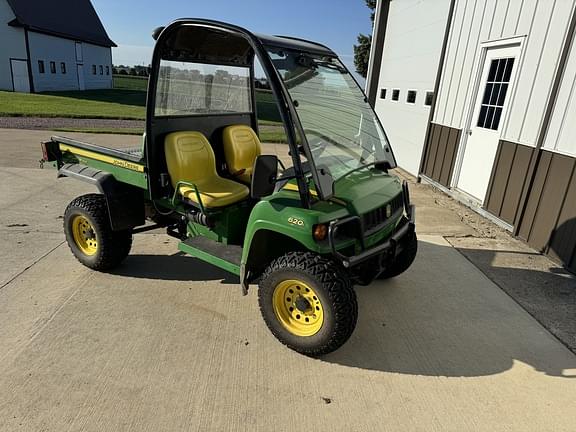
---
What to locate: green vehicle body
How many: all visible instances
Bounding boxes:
[51,139,406,290]
[43,18,417,354]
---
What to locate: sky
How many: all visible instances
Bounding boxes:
[91,0,374,83]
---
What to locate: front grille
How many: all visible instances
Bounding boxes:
[362,193,404,234]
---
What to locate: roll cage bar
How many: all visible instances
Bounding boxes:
[146,18,337,209]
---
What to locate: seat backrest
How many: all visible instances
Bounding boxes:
[164,131,217,186]
[222,125,262,177]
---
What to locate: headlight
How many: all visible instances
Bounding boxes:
[313,223,328,241]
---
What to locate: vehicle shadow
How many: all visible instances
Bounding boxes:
[112,252,239,284]
[322,239,576,379]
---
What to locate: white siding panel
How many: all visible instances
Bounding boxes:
[488,0,511,39]
[518,0,575,145]
[435,0,576,148]
[29,32,79,91]
[450,0,489,127]
[457,0,497,130]
[28,33,113,92]
[83,43,113,90]
[501,0,525,36]
[506,1,567,144]
[443,0,478,127]
[0,0,27,91]
[376,0,451,175]
[514,0,538,35]
[434,0,468,124]
[544,29,576,156]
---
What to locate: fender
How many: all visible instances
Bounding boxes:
[58,163,145,231]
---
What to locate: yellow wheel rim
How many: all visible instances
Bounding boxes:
[71,215,98,256]
[272,279,324,337]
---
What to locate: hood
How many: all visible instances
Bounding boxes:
[332,168,402,215]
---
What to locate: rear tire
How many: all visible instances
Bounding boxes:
[64,194,132,271]
[258,252,357,356]
[378,232,418,279]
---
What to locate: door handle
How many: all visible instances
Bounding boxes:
[467,130,472,136]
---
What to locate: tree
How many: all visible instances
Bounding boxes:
[353,0,377,78]
[354,34,372,78]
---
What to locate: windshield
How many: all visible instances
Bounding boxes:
[268,48,396,186]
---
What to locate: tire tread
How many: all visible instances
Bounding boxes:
[258,252,357,356]
[64,194,132,271]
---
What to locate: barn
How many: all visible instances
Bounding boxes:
[367,0,576,272]
[0,0,116,93]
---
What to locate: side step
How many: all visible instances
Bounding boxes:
[178,236,242,276]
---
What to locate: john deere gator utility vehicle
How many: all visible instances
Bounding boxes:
[41,19,416,355]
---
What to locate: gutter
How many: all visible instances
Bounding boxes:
[365,0,391,107]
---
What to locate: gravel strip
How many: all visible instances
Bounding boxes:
[0,117,144,130]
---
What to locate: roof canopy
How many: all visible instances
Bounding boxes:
[6,0,116,47]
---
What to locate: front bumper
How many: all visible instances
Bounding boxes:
[328,205,415,268]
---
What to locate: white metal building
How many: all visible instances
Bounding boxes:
[0,0,116,93]
[367,0,576,272]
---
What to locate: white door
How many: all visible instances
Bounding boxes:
[456,44,520,202]
[77,64,85,90]
[10,59,30,93]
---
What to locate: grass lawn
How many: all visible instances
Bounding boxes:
[113,75,149,91]
[0,90,146,120]
[0,76,282,123]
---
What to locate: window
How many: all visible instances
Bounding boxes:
[99,65,103,75]
[425,91,434,106]
[477,57,515,130]
[38,60,45,74]
[92,65,96,75]
[380,88,387,99]
[155,60,252,117]
[392,89,400,101]
[106,66,110,75]
[60,62,66,74]
[406,90,417,104]
[50,61,56,74]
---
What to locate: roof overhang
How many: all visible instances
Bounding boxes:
[7,21,116,47]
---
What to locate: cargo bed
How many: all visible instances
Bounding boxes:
[51,135,148,190]
[52,135,145,163]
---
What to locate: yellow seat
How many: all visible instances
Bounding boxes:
[164,131,249,208]
[223,125,262,184]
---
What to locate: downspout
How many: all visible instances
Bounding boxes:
[417,0,456,181]
[365,0,390,107]
[513,2,576,235]
[24,28,35,93]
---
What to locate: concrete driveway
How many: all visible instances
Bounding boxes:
[1,129,576,431]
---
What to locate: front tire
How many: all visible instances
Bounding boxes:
[64,194,132,271]
[258,252,357,356]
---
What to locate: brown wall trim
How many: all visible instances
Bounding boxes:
[484,140,537,225]
[421,123,461,188]
[517,149,576,272]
